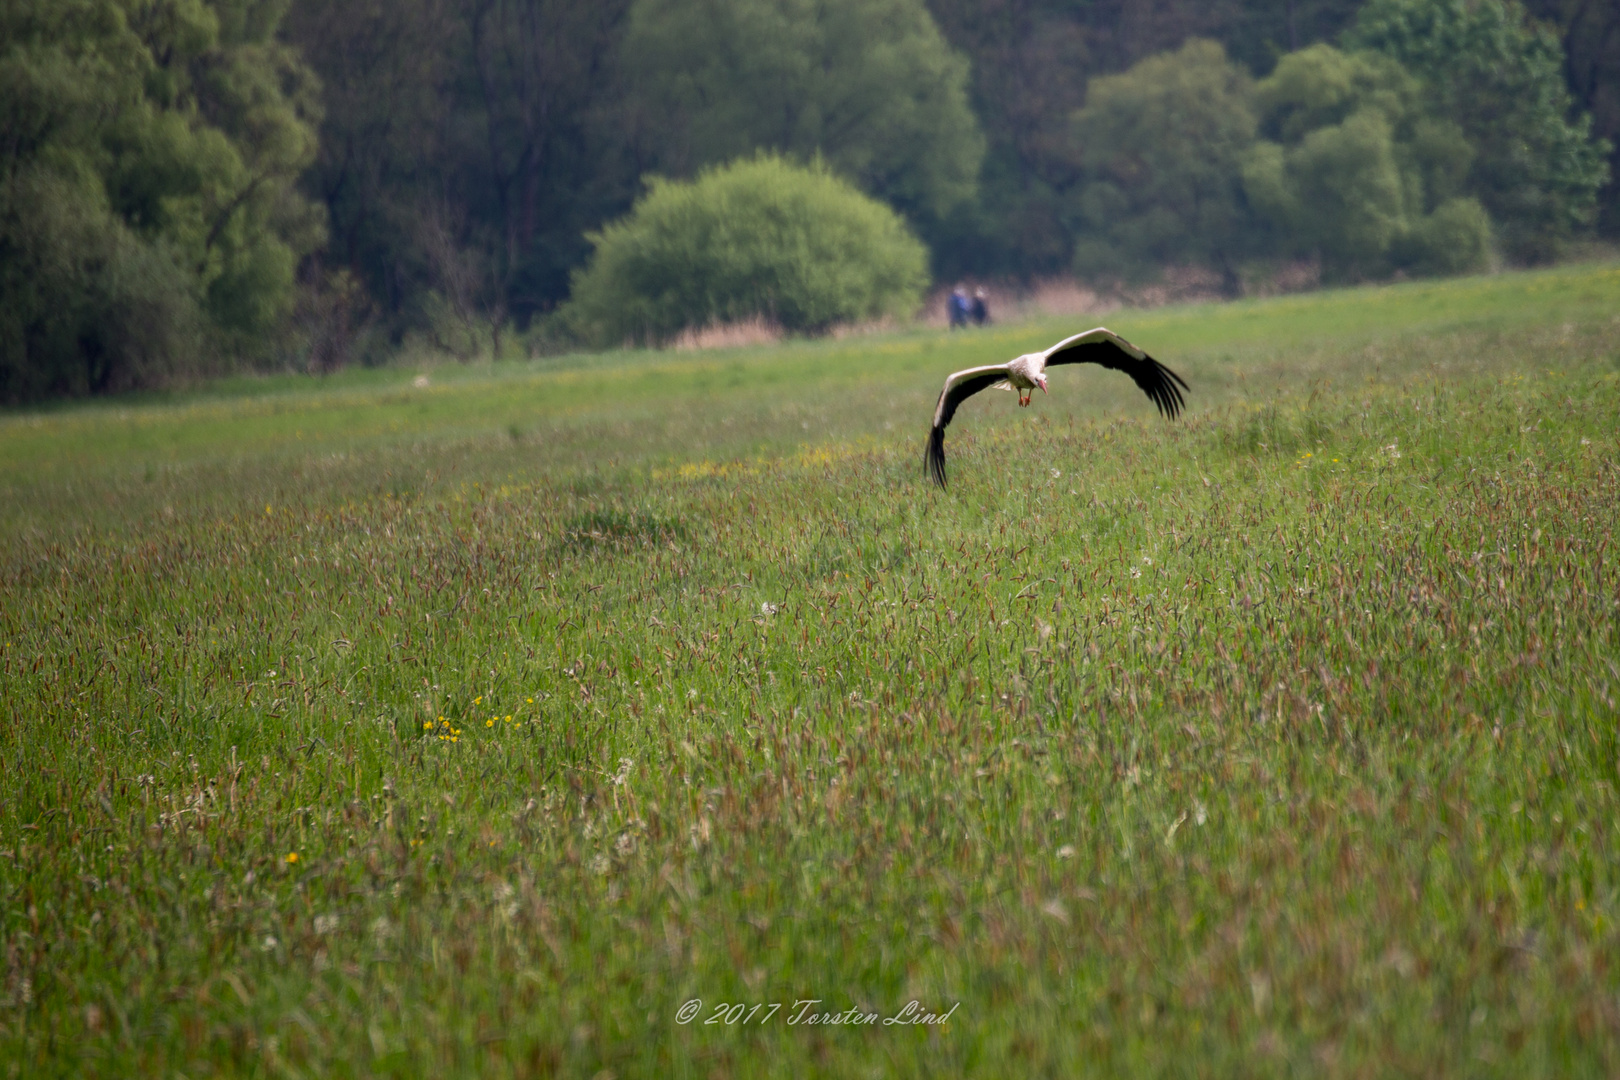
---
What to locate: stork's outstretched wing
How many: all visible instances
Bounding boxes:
[926,364,1009,488]
[1042,327,1189,419]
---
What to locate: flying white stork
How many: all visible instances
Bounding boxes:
[926,327,1188,488]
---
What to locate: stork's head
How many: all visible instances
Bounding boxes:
[1036,373,1048,395]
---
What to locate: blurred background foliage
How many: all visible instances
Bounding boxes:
[0,0,324,399]
[0,0,1616,399]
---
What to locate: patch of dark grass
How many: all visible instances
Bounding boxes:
[556,507,689,553]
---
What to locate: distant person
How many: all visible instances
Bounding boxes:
[948,286,969,329]
[970,287,989,327]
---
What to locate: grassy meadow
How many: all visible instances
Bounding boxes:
[3,261,1620,1077]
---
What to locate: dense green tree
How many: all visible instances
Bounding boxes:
[1242,44,1490,278]
[281,0,459,315]
[0,0,323,400]
[1521,0,1620,234]
[918,0,1093,278]
[1346,0,1610,260]
[619,0,983,226]
[462,0,636,326]
[1066,40,1258,288]
[922,0,1365,279]
[285,0,638,343]
[560,155,929,346]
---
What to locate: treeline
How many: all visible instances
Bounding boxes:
[1,0,1615,400]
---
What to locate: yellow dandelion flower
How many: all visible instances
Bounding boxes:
[526,698,534,704]
[286,852,299,864]
[474,696,482,705]
[424,721,432,730]
[486,720,494,728]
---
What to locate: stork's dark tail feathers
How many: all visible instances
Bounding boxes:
[926,425,948,488]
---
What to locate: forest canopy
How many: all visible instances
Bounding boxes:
[0,0,1614,400]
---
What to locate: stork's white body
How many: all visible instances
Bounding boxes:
[995,355,1046,403]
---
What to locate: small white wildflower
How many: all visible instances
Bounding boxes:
[760,601,778,616]
[261,936,278,951]
[314,914,339,935]
[1194,801,1207,826]
[1051,468,1062,479]
[689,817,712,846]
[1056,844,1077,859]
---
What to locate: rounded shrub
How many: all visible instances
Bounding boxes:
[561,155,929,346]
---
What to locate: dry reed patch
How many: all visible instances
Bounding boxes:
[1114,264,1229,307]
[829,315,900,340]
[670,316,782,351]
[1023,279,1118,319]
[1242,258,1323,297]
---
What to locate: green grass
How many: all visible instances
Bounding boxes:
[2,261,1619,1077]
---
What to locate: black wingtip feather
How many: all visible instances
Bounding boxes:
[926,426,948,488]
[1146,356,1188,420]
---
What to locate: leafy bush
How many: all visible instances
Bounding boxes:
[560,156,929,347]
